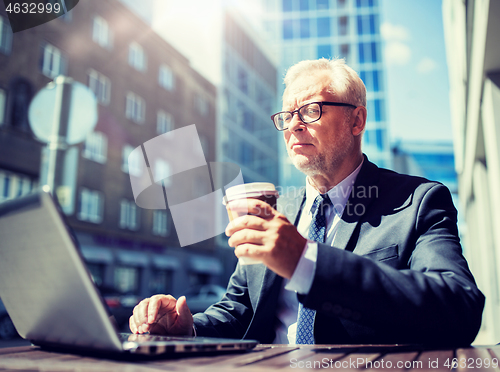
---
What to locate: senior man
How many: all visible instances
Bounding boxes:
[130,58,484,346]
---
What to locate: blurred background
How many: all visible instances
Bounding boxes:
[0,0,498,345]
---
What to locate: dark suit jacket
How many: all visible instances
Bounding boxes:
[193,156,484,346]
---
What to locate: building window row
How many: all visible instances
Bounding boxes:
[76,188,170,235]
[283,15,356,39]
[283,0,374,12]
[0,15,13,55]
[0,170,37,203]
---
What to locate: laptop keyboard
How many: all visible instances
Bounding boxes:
[118,333,196,343]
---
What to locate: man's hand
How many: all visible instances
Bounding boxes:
[129,295,194,336]
[225,198,307,279]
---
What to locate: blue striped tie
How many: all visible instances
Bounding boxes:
[296,194,332,344]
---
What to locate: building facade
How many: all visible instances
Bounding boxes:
[261,0,391,187]
[0,0,231,304]
[443,0,500,344]
[150,1,280,187]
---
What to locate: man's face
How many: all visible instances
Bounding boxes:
[282,71,358,179]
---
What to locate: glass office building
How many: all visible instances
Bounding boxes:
[261,0,391,187]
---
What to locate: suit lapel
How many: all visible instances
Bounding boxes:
[333,156,379,252]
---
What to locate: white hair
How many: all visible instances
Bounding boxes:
[283,58,366,108]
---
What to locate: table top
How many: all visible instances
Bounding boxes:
[1,343,500,371]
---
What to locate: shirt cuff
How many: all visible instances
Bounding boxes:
[285,240,317,294]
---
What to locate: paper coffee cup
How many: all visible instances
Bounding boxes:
[223,183,279,265]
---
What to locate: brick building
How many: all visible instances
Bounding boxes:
[0,0,233,303]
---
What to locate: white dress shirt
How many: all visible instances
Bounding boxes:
[272,160,363,344]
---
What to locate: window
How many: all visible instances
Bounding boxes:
[92,16,112,49]
[337,0,346,7]
[0,88,5,125]
[40,43,66,78]
[122,145,142,177]
[0,16,13,55]
[149,269,172,294]
[317,0,328,10]
[83,131,107,163]
[159,64,174,91]
[152,210,168,236]
[0,170,35,202]
[114,266,139,294]
[299,0,309,11]
[317,17,330,37]
[300,18,310,38]
[374,98,384,121]
[128,42,146,72]
[126,92,145,124]
[339,16,348,36]
[157,110,173,134]
[357,14,377,35]
[358,42,378,63]
[317,44,332,59]
[119,199,139,230]
[194,93,208,116]
[340,44,350,60]
[283,19,294,39]
[283,0,293,11]
[237,67,248,94]
[78,188,103,223]
[88,69,110,105]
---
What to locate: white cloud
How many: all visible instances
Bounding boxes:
[385,41,411,65]
[417,57,438,74]
[380,22,410,41]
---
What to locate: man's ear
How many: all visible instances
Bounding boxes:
[351,106,367,136]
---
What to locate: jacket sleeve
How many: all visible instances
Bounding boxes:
[192,263,254,339]
[301,183,484,346]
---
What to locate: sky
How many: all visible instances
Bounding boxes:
[380,0,453,143]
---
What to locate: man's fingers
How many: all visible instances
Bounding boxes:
[226,215,267,237]
[148,295,177,324]
[132,298,150,331]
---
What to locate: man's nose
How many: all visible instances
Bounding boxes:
[287,112,305,133]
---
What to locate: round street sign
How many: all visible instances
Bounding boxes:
[28,77,98,145]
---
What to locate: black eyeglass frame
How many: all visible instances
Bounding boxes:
[270,101,358,131]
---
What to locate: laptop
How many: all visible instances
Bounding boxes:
[0,187,258,356]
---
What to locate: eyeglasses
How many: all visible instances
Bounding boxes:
[271,101,357,131]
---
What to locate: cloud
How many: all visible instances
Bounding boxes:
[417,57,438,74]
[380,22,410,41]
[385,41,411,65]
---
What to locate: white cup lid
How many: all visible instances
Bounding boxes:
[223,182,279,204]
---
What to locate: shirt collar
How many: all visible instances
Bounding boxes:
[304,158,364,217]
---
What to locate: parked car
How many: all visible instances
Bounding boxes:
[97,287,141,332]
[0,298,19,340]
[180,284,226,313]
